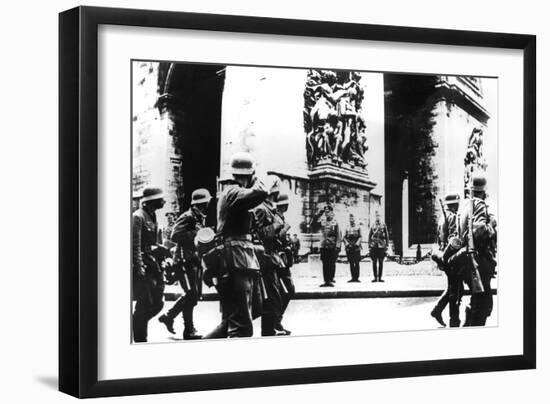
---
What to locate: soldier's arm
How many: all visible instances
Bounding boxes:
[253,208,283,241]
[132,214,145,274]
[228,183,268,212]
[170,213,197,246]
[343,228,350,246]
[335,222,342,250]
[310,209,324,228]
[357,228,363,246]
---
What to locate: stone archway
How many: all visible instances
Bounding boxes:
[157,62,225,226]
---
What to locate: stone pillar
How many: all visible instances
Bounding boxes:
[402,175,409,254]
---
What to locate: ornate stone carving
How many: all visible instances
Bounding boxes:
[303,70,368,169]
[464,127,487,189]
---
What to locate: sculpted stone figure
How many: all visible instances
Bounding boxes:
[304,70,368,168]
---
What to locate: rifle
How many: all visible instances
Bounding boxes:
[465,171,484,294]
[439,198,448,247]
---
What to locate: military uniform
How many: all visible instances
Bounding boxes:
[275,210,295,334]
[368,220,389,282]
[132,207,164,342]
[344,223,362,282]
[216,180,268,337]
[252,200,286,335]
[431,202,464,327]
[459,195,497,326]
[159,206,205,338]
[317,213,341,286]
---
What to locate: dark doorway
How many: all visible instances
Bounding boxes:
[384,74,439,254]
[161,63,226,227]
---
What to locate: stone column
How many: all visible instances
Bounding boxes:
[402,175,409,255]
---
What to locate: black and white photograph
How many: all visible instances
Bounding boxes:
[131,61,498,343]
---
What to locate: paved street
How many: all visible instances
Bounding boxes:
[144,295,498,343]
[164,259,497,300]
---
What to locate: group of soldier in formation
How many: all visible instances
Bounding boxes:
[132,151,301,342]
[132,151,497,342]
[430,175,497,328]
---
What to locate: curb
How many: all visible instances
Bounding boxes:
[164,289,497,301]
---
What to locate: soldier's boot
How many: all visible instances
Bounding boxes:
[430,308,446,327]
[449,319,461,327]
[275,319,291,336]
[463,307,472,327]
[158,314,176,334]
[183,309,202,340]
[133,313,148,343]
[261,314,278,336]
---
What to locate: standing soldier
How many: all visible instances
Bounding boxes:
[275,192,295,335]
[132,187,166,343]
[368,212,389,282]
[430,193,463,327]
[157,188,212,340]
[311,205,342,287]
[210,151,268,338]
[343,213,363,282]
[459,174,497,326]
[251,175,286,336]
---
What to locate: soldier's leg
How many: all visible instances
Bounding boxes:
[329,249,338,282]
[158,279,186,334]
[431,278,449,327]
[203,282,230,339]
[370,248,378,282]
[479,257,495,325]
[166,269,188,318]
[251,272,263,320]
[276,267,294,334]
[320,248,331,285]
[203,319,228,339]
[377,255,385,281]
[182,265,201,339]
[133,278,153,343]
[150,284,165,319]
[447,273,461,327]
[261,265,283,336]
[468,258,494,326]
[165,296,185,319]
[227,270,255,338]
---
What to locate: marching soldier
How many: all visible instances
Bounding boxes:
[157,188,212,340]
[430,193,463,327]
[459,174,497,326]
[132,187,167,343]
[251,175,286,336]
[206,151,268,338]
[275,192,295,335]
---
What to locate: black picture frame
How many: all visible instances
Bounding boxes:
[59,6,536,398]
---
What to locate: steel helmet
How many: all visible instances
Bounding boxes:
[276,193,289,207]
[230,152,255,176]
[444,193,461,205]
[140,187,164,203]
[472,174,487,192]
[191,188,212,205]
